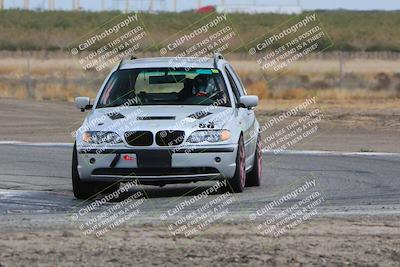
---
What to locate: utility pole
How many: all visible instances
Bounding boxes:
[125,0,129,13]
[48,0,55,10]
[24,0,29,9]
[73,0,80,10]
[149,0,153,12]
[339,52,345,88]
[0,0,4,10]
[26,53,33,99]
[173,0,177,12]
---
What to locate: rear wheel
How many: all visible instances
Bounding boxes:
[72,143,96,200]
[227,136,246,193]
[246,134,262,187]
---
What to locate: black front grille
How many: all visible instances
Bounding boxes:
[156,130,185,146]
[124,131,153,146]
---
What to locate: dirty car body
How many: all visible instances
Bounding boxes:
[72,54,262,199]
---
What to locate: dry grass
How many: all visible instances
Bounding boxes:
[231,59,400,76]
[314,88,395,100]
[246,81,269,100]
[14,87,29,100]
[1,53,400,102]
[35,84,97,102]
[0,83,97,102]
[0,57,82,76]
[272,88,308,99]
[277,87,396,100]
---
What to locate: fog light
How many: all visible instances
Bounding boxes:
[215,157,221,163]
[89,158,96,164]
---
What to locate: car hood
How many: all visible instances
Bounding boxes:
[82,105,234,133]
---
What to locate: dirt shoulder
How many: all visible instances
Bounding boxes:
[256,98,400,152]
[0,98,399,152]
[0,98,83,143]
[0,216,399,266]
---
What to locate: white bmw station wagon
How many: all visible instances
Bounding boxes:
[73,54,262,199]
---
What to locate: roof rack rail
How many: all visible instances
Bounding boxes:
[117,55,137,70]
[213,53,224,68]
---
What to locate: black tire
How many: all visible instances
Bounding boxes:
[72,143,96,200]
[227,135,246,193]
[246,134,262,187]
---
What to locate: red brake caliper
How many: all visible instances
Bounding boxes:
[258,137,262,177]
[240,143,246,186]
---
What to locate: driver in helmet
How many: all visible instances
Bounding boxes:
[193,75,216,97]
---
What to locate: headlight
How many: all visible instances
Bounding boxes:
[187,130,231,143]
[82,131,123,144]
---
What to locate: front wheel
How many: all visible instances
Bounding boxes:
[246,134,262,187]
[72,143,96,200]
[227,135,246,193]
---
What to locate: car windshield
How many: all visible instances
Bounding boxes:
[96,68,231,108]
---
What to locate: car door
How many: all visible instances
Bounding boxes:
[226,65,257,170]
[224,66,257,170]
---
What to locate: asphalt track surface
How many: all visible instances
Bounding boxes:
[0,143,399,230]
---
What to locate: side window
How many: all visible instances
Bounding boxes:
[228,65,247,95]
[225,67,240,104]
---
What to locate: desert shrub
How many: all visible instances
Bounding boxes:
[324,72,338,80]
[272,88,308,99]
[298,74,310,83]
[374,72,391,90]
[308,80,330,89]
[395,83,400,97]
[392,73,400,81]
[247,81,269,100]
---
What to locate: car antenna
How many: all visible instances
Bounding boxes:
[213,53,224,68]
[117,55,137,70]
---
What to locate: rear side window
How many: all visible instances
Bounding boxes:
[225,67,241,103]
[227,65,247,95]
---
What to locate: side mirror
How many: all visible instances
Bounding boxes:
[239,95,258,108]
[75,97,92,112]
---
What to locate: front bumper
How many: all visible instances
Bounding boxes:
[77,145,238,184]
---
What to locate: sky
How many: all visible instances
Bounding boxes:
[4,0,400,12]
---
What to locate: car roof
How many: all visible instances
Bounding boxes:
[119,57,227,70]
